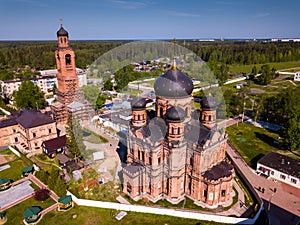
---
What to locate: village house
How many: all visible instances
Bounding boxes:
[42,135,67,158]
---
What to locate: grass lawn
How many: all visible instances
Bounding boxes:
[0,159,27,181]
[83,129,108,144]
[229,60,300,74]
[40,205,225,225]
[226,123,283,168]
[4,196,55,225]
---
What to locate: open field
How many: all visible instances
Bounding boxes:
[226,123,281,167]
[226,123,299,168]
[40,205,223,225]
[229,60,300,74]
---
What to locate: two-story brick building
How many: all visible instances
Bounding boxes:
[0,109,57,153]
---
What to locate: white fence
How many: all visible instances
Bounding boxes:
[67,191,263,224]
[8,146,21,157]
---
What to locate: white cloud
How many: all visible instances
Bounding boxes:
[110,0,151,9]
[254,13,271,18]
[164,10,200,17]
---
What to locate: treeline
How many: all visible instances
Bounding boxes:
[1,41,300,73]
[0,41,126,72]
[185,41,300,65]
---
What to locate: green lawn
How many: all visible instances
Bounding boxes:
[229,60,300,74]
[4,196,55,225]
[83,129,108,144]
[0,159,26,181]
[40,205,225,225]
[226,123,282,168]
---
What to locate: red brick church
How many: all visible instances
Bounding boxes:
[123,59,234,207]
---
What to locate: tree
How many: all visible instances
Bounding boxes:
[282,114,300,150]
[13,80,46,109]
[81,85,100,105]
[257,65,277,85]
[52,82,57,95]
[34,188,50,201]
[66,115,84,159]
[35,169,67,197]
[95,92,107,109]
[251,66,257,75]
[209,62,229,85]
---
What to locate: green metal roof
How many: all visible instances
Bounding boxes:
[58,195,72,204]
[22,166,34,173]
[0,178,10,185]
[23,206,42,218]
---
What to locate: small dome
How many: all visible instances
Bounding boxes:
[131,97,146,109]
[166,107,186,121]
[57,26,69,37]
[201,96,218,109]
[154,61,193,98]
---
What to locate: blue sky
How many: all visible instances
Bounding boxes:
[0,0,299,40]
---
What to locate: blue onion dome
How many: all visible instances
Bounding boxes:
[201,96,218,109]
[154,59,193,98]
[166,106,186,122]
[57,26,69,37]
[131,97,147,109]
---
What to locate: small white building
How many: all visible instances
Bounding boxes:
[294,71,300,81]
[256,152,300,188]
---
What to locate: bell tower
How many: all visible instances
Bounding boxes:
[55,20,79,106]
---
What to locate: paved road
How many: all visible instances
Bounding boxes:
[227,143,300,225]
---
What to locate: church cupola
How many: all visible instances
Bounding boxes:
[57,19,69,48]
[154,59,194,99]
[166,106,185,141]
[131,97,147,128]
[200,96,218,129]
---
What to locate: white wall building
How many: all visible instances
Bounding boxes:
[256,152,299,189]
[294,71,300,81]
[0,68,87,101]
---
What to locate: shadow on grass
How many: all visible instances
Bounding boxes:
[254,132,282,149]
[250,153,265,169]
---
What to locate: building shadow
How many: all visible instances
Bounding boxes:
[261,199,300,225]
[254,132,283,149]
[250,153,265,169]
[116,140,127,164]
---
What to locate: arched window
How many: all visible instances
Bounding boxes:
[177,127,180,134]
[209,115,212,121]
[60,38,63,43]
[64,38,67,43]
[65,54,71,65]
